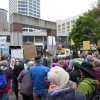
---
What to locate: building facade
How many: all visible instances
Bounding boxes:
[56,15,79,47]
[0,9,8,31]
[9,0,40,18]
[9,13,56,53]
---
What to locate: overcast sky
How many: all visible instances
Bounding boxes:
[0,0,97,21]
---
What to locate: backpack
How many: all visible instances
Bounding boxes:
[84,81,100,100]
[0,71,7,88]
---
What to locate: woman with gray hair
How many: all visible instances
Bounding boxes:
[42,67,87,100]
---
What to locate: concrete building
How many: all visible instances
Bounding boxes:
[56,15,79,46]
[8,13,56,53]
[9,0,40,18]
[0,8,8,31]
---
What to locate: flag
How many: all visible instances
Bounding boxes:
[70,38,75,46]
[97,40,100,48]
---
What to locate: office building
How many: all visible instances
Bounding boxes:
[56,15,79,45]
[9,0,40,18]
[0,8,8,31]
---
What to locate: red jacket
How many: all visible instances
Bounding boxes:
[0,71,11,93]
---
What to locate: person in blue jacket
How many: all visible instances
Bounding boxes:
[29,56,49,100]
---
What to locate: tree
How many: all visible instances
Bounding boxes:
[69,1,100,52]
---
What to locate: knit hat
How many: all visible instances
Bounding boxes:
[48,66,69,89]
[34,56,42,62]
[79,62,95,78]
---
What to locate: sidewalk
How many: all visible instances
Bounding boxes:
[8,90,22,100]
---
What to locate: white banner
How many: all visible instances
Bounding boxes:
[0,37,6,45]
[0,37,7,48]
[11,49,24,59]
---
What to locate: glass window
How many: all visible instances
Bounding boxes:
[18,11,27,14]
[18,8,27,11]
[33,4,36,7]
[22,29,28,31]
[35,36,43,43]
[37,9,40,11]
[33,14,36,16]
[66,22,70,25]
[29,6,32,9]
[18,5,27,7]
[29,29,33,32]
[37,15,40,18]
[37,12,40,14]
[29,9,32,12]
[62,23,65,27]
[37,0,40,2]
[29,0,32,2]
[34,11,36,13]
[18,1,27,4]
[33,1,36,4]
[29,12,33,15]
[29,2,32,5]
[37,2,40,5]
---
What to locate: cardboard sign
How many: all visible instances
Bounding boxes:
[11,49,24,59]
[23,45,37,60]
[83,41,90,50]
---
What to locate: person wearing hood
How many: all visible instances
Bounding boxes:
[76,62,98,99]
[0,60,12,100]
[17,64,33,100]
[42,66,87,100]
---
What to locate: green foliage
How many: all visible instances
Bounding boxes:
[69,1,100,51]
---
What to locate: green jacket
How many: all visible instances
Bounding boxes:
[76,78,98,96]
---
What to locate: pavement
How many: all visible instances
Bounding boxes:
[8,90,22,100]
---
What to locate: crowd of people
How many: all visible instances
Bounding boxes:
[0,50,100,100]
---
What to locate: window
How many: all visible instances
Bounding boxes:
[33,4,36,7]
[29,2,32,5]
[33,1,36,4]
[71,20,75,23]
[29,29,33,32]
[33,7,36,10]
[37,12,40,14]
[18,8,27,11]
[34,14,36,16]
[18,5,27,7]
[35,36,43,43]
[37,2,40,5]
[22,29,28,31]
[37,9,40,11]
[37,15,40,18]
[34,11,36,13]
[29,6,32,9]
[62,23,65,27]
[29,9,32,12]
[18,1,27,4]
[29,12,33,15]
[21,12,27,14]
[29,0,32,2]
[66,22,70,25]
